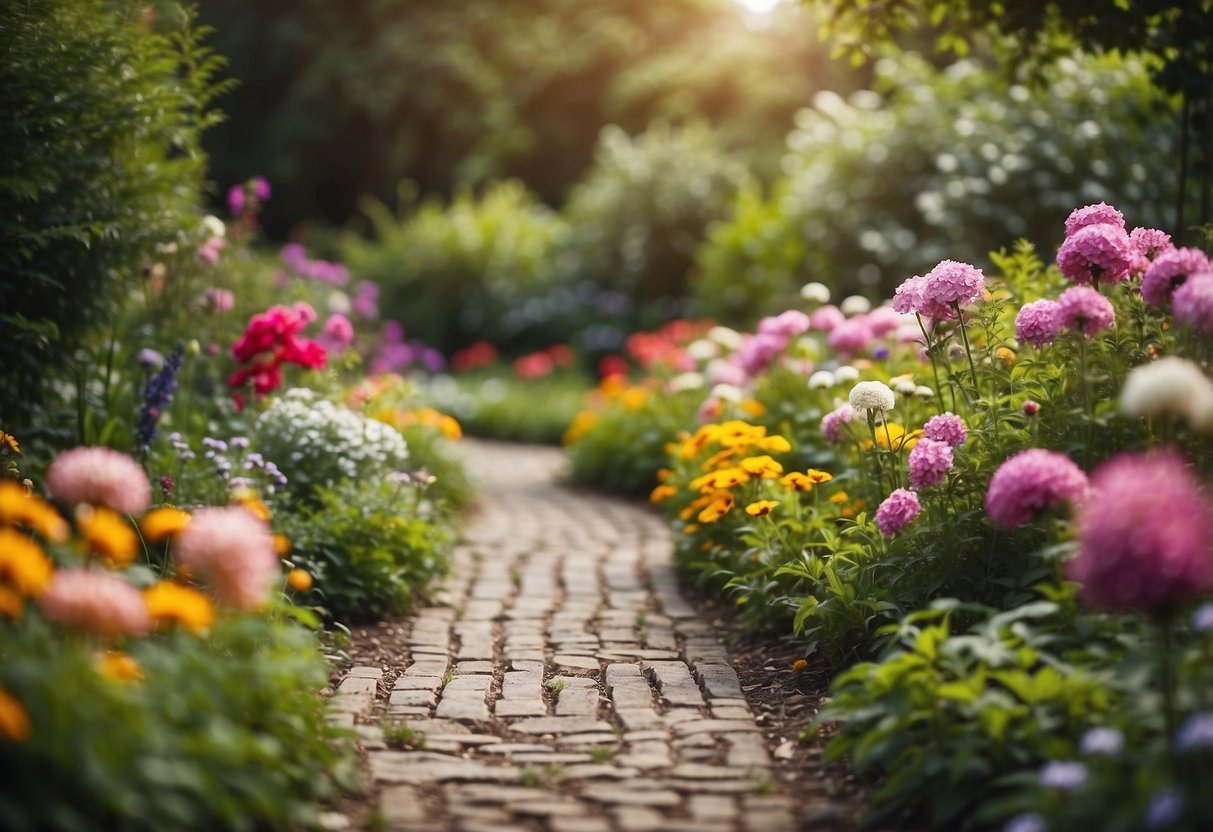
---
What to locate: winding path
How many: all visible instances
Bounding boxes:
[329,440,803,831]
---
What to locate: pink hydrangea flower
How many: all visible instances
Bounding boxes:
[922,412,967,447]
[1015,299,1063,348]
[1140,247,1212,308]
[174,506,279,610]
[876,489,921,537]
[1068,453,1213,613]
[1056,223,1133,285]
[985,448,1089,529]
[808,305,845,332]
[733,332,788,378]
[891,275,925,316]
[39,569,151,638]
[1129,227,1173,275]
[866,306,904,336]
[826,316,874,356]
[1057,286,1115,337]
[920,260,985,313]
[757,310,811,339]
[46,446,152,515]
[1064,202,1125,237]
[1172,272,1213,332]
[821,403,855,445]
[908,438,954,489]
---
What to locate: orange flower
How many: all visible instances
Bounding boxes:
[140,507,190,542]
[690,468,751,492]
[272,534,292,556]
[0,481,68,542]
[995,346,1016,365]
[286,568,313,592]
[144,581,215,635]
[96,650,143,682]
[805,469,833,484]
[0,528,54,597]
[0,430,20,454]
[680,494,716,521]
[701,448,739,472]
[563,411,598,445]
[791,658,809,672]
[0,586,23,618]
[620,387,649,411]
[740,399,767,418]
[780,472,814,492]
[829,491,849,505]
[649,484,677,504]
[739,455,784,478]
[0,688,31,742]
[745,500,779,517]
[76,505,138,567]
[438,415,462,441]
[698,494,734,523]
[233,491,271,522]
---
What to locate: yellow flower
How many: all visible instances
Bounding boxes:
[791,658,809,672]
[0,481,68,542]
[140,507,190,542]
[0,431,20,455]
[620,387,649,411]
[745,500,779,517]
[233,491,271,522]
[144,581,215,635]
[656,468,673,483]
[96,650,143,682]
[715,420,768,449]
[76,505,137,567]
[829,491,849,505]
[0,528,54,597]
[740,399,767,418]
[649,484,677,504]
[0,586,23,618]
[700,448,739,472]
[862,423,922,452]
[757,435,792,453]
[598,374,627,399]
[689,467,751,492]
[0,688,31,742]
[563,411,598,445]
[438,415,462,441]
[680,494,716,521]
[272,533,292,557]
[780,472,814,492]
[286,568,313,593]
[682,524,700,535]
[698,494,735,523]
[996,346,1017,365]
[739,455,784,478]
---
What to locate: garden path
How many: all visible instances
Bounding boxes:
[329,439,809,831]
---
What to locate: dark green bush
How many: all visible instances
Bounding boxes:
[0,1,228,419]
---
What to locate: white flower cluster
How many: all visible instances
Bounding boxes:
[255,388,409,490]
[848,380,896,415]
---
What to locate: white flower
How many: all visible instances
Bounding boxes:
[1120,358,1213,423]
[808,370,835,390]
[326,290,351,314]
[710,383,744,403]
[707,326,743,351]
[800,282,831,304]
[840,295,872,316]
[890,375,917,395]
[914,385,935,398]
[669,372,706,393]
[848,381,896,415]
[686,339,718,362]
[201,214,226,239]
[833,365,860,383]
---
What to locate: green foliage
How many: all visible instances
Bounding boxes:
[422,371,593,445]
[0,1,229,419]
[279,477,452,624]
[0,612,355,831]
[693,50,1176,320]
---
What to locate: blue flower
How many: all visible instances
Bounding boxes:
[1176,713,1213,752]
[1038,760,1088,790]
[1079,727,1124,756]
[1145,788,1184,829]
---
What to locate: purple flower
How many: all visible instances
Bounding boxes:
[922,412,967,447]
[1176,712,1213,752]
[227,184,246,216]
[351,280,380,319]
[1004,813,1047,832]
[875,488,921,537]
[827,316,874,356]
[1141,247,1212,308]
[809,304,845,332]
[136,345,184,454]
[758,310,811,339]
[1015,299,1063,348]
[1170,271,1213,333]
[908,438,953,489]
[1064,202,1125,237]
[820,404,855,445]
[985,449,1088,529]
[1129,227,1174,274]
[1079,727,1124,756]
[1056,223,1133,285]
[251,176,271,201]
[1038,760,1088,790]
[1057,286,1115,337]
[1069,453,1213,613]
[136,348,165,370]
[382,320,405,343]
[921,260,985,313]
[1191,602,1213,633]
[733,332,788,378]
[1145,788,1184,829]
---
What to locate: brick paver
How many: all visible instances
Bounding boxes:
[331,440,800,830]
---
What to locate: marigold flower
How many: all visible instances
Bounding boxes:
[39,569,151,638]
[791,658,809,672]
[174,506,279,610]
[829,491,849,505]
[286,568,313,593]
[438,415,463,441]
[995,347,1016,365]
[0,482,69,542]
[649,485,678,503]
[740,399,767,419]
[698,494,734,523]
[45,446,151,515]
[875,489,921,537]
[780,472,813,492]
[140,507,191,542]
[0,431,20,454]
[745,500,779,517]
[0,688,31,742]
[96,650,143,682]
[739,456,784,478]
[272,533,292,556]
[0,528,54,597]
[0,587,22,618]
[985,449,1088,529]
[757,435,791,453]
[690,468,751,492]
[144,581,215,635]
[75,505,137,567]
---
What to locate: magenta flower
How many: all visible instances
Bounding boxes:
[351,281,380,319]
[1064,202,1125,237]
[827,316,874,356]
[226,184,246,217]
[1129,227,1173,274]
[174,506,279,610]
[323,313,354,345]
[1056,223,1133,285]
[1140,247,1212,308]
[1057,286,1115,337]
[908,438,954,489]
[46,447,152,515]
[820,403,855,445]
[875,489,921,537]
[892,275,925,316]
[922,412,967,447]
[39,570,151,639]
[203,287,234,313]
[1068,453,1213,613]
[985,448,1089,529]
[251,176,271,201]
[1172,272,1213,332]
[758,310,811,339]
[921,260,985,312]
[733,332,787,378]
[1015,299,1063,348]
[808,305,845,332]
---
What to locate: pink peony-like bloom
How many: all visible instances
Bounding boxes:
[758,310,811,339]
[1129,227,1173,275]
[323,313,354,345]
[821,403,855,445]
[866,306,905,337]
[876,488,921,537]
[1140,247,1212,308]
[1172,272,1213,332]
[1015,299,1063,348]
[921,260,985,312]
[39,569,151,638]
[809,305,846,332]
[827,316,874,356]
[204,287,234,313]
[1056,224,1133,285]
[1057,286,1115,337]
[46,447,151,515]
[922,412,967,447]
[1068,453,1213,613]
[1064,202,1125,237]
[733,333,788,378]
[174,506,279,610]
[908,438,953,489]
[892,275,924,316]
[985,448,1089,529]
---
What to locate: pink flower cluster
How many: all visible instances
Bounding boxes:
[1064,202,1124,236]
[1140,247,1212,308]
[317,313,355,356]
[892,260,985,321]
[1173,272,1213,332]
[1069,453,1213,613]
[1057,286,1115,337]
[227,176,271,217]
[175,506,280,610]
[820,404,855,445]
[922,412,967,447]
[876,488,921,537]
[985,449,1089,529]
[1128,227,1173,274]
[46,447,151,515]
[39,569,151,638]
[281,242,351,285]
[229,302,327,398]
[1015,299,1062,348]
[827,317,874,356]
[908,438,953,489]
[1056,203,1133,285]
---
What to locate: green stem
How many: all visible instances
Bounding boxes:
[917,313,946,416]
[866,411,885,494]
[952,302,980,405]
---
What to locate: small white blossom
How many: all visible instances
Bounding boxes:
[800,282,831,304]
[808,371,835,390]
[707,326,743,351]
[1120,357,1213,424]
[201,215,226,239]
[686,339,719,362]
[710,383,744,403]
[669,372,706,393]
[840,295,872,316]
[833,365,860,383]
[848,380,896,415]
[914,385,935,398]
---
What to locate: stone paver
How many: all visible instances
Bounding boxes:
[331,440,798,830]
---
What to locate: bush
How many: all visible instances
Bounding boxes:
[693,50,1177,322]
[0,1,227,419]
[422,370,594,445]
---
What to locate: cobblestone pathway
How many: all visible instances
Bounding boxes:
[330,440,801,831]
